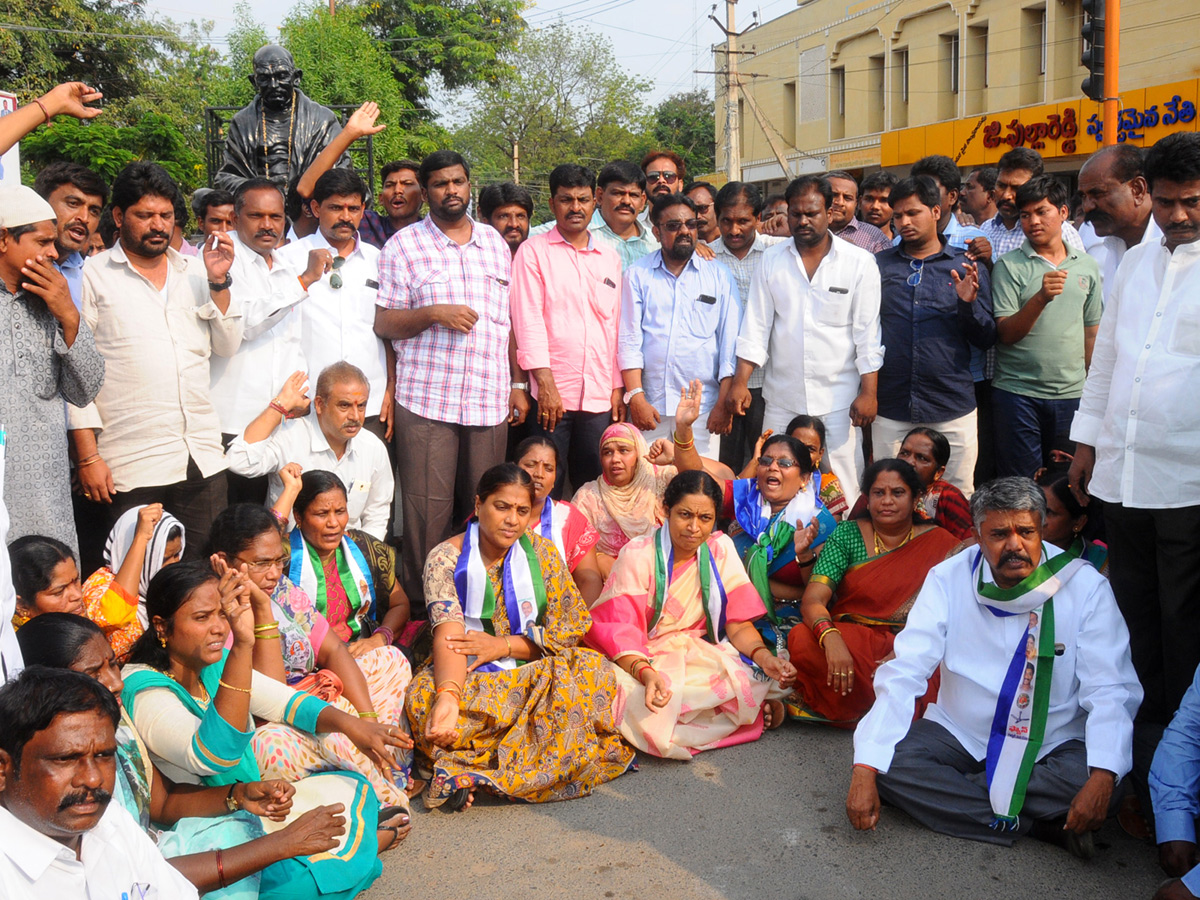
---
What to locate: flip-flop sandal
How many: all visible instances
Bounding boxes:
[404,777,428,799]
[445,787,471,812]
[763,699,786,730]
[376,807,410,852]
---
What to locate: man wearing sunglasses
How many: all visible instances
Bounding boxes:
[873,175,996,495]
[281,168,396,450]
[618,193,740,457]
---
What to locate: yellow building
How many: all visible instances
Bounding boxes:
[717,0,1200,191]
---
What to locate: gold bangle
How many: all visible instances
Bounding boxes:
[436,679,464,694]
[253,624,279,633]
[254,633,280,641]
[217,679,252,694]
[358,711,379,719]
[817,627,841,648]
[503,635,513,656]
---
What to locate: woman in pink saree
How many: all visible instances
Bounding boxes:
[585,470,796,760]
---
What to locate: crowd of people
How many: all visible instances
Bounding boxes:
[1,79,1199,900]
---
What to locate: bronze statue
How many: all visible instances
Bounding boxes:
[215,44,350,218]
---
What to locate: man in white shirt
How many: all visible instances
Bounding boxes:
[280,168,395,448]
[729,174,883,506]
[0,666,198,899]
[1070,131,1200,778]
[848,478,1140,855]
[709,181,785,470]
[69,161,242,552]
[1078,144,1163,302]
[226,362,393,541]
[211,178,331,504]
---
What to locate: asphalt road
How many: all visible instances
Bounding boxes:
[366,723,1161,900]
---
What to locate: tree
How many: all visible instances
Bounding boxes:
[452,23,650,215]
[640,90,716,182]
[364,0,525,109]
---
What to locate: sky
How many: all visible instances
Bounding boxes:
[141,0,802,114]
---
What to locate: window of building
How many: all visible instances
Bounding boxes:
[891,47,909,129]
[831,66,846,139]
[783,80,797,146]
[965,23,989,114]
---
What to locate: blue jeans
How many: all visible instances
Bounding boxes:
[991,388,1079,478]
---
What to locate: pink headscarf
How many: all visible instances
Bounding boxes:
[593,423,664,544]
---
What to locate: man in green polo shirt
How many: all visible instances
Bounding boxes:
[991,175,1103,477]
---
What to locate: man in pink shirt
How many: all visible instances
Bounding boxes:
[510,163,624,497]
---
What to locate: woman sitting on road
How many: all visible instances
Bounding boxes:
[18,612,353,900]
[1037,473,1108,576]
[406,463,635,811]
[738,415,850,521]
[672,383,837,653]
[512,436,606,606]
[787,459,963,726]
[81,503,185,660]
[208,502,415,809]
[122,562,413,859]
[585,469,797,759]
[284,470,411,654]
[8,535,84,628]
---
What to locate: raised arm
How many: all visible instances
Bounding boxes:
[294,102,386,202]
[0,81,102,155]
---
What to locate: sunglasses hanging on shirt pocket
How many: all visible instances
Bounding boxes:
[696,293,716,305]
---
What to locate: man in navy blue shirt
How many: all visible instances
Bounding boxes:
[873,176,996,494]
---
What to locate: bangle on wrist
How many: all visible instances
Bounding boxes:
[375,626,395,646]
[854,763,878,775]
[269,400,288,417]
[503,635,513,657]
[217,678,252,694]
[750,646,771,664]
[34,98,51,124]
[358,711,379,719]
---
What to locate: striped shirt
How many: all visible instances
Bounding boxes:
[376,216,512,426]
[710,233,786,390]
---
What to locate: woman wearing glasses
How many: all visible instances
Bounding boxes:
[206,499,416,817]
[785,458,963,726]
[671,383,838,656]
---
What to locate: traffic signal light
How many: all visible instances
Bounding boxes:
[1081,0,1106,101]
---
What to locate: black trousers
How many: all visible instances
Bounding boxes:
[527,401,611,500]
[719,387,766,473]
[110,457,228,560]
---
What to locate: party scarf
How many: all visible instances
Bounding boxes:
[733,477,833,622]
[649,526,728,644]
[289,529,375,639]
[453,521,546,672]
[536,497,572,563]
[973,546,1085,829]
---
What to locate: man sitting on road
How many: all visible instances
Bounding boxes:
[847,477,1141,856]
[0,666,198,898]
[226,362,393,540]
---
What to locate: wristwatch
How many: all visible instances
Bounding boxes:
[208,274,233,292]
[623,387,644,405]
[225,785,240,812]
[510,381,529,392]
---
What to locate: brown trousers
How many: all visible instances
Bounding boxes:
[393,402,507,612]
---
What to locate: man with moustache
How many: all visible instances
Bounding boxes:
[847,478,1139,857]
[69,162,241,549]
[512,164,624,495]
[589,161,658,268]
[686,182,720,244]
[729,175,883,506]
[32,162,108,308]
[281,169,395,447]
[710,181,786,469]
[619,193,739,457]
[360,160,423,249]
[859,171,898,241]
[962,167,999,226]
[210,179,329,504]
[826,170,890,253]
[478,182,533,256]
[228,362,393,539]
[375,150,520,608]
[642,150,686,204]
[0,666,198,898]
[1078,145,1161,302]
[1070,132,1200,795]
[981,148,1086,262]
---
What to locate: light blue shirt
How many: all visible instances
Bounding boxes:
[617,250,739,418]
[1151,661,1200,895]
[54,250,85,310]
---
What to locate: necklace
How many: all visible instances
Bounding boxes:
[167,669,211,705]
[260,91,296,180]
[874,524,915,556]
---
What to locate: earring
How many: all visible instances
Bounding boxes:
[158,634,167,648]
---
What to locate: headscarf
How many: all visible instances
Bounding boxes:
[594,423,663,543]
[104,505,186,597]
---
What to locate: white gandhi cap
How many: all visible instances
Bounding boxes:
[0,184,57,229]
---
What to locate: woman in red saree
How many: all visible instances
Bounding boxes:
[786,459,965,726]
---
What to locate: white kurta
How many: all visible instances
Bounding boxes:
[854,543,1142,775]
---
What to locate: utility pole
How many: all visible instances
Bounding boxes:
[709,2,757,182]
[512,139,520,184]
[1103,0,1120,147]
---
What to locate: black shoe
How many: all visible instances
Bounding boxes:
[1030,817,1096,860]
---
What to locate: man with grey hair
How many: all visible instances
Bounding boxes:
[225,362,393,539]
[846,477,1141,856]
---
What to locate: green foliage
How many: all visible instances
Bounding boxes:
[636,90,717,182]
[280,2,446,167]
[363,0,525,107]
[0,0,177,101]
[21,114,205,191]
[452,24,651,216]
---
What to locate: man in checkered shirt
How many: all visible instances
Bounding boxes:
[374,150,524,609]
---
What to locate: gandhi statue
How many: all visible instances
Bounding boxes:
[215,44,350,218]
